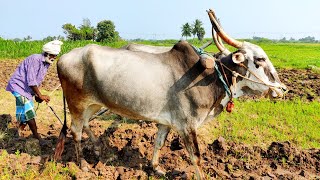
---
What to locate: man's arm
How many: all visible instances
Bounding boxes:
[30,86,50,103]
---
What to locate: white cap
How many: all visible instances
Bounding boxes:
[42,40,63,55]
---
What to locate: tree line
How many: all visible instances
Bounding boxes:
[3,18,207,42]
[3,18,120,42]
[181,19,206,41]
[1,17,319,43]
[62,18,119,42]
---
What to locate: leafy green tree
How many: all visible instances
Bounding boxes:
[62,18,96,41]
[192,19,205,41]
[96,20,119,42]
[79,18,96,40]
[181,23,192,40]
[62,23,80,40]
[197,27,205,41]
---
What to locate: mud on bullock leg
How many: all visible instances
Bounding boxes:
[180,127,205,180]
[83,124,101,156]
[69,101,102,171]
[71,123,90,172]
[82,105,103,157]
[151,124,170,176]
[70,118,84,164]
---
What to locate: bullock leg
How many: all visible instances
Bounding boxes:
[69,104,102,171]
[69,113,86,170]
[151,124,170,175]
[180,127,205,180]
[82,105,103,156]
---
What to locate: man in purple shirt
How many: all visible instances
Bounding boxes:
[6,40,63,145]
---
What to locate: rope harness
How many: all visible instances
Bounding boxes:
[191,44,285,112]
[214,62,232,97]
[218,61,285,98]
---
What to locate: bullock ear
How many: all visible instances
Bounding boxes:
[232,52,245,64]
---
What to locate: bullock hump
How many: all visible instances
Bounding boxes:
[170,40,200,66]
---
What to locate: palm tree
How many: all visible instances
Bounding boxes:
[192,19,206,41]
[181,23,192,40]
[197,27,205,41]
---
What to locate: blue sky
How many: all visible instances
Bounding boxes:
[1,0,320,40]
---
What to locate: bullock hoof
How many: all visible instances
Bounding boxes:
[80,158,90,172]
[154,166,166,176]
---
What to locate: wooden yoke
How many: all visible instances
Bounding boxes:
[200,55,215,69]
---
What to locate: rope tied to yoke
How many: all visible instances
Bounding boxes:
[191,44,232,98]
[191,44,236,112]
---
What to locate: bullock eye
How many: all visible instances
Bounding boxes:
[254,57,266,68]
[255,57,266,62]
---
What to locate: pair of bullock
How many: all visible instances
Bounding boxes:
[54,9,286,179]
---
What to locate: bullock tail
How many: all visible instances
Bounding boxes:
[54,95,68,161]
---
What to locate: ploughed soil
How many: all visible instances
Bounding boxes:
[0,59,320,179]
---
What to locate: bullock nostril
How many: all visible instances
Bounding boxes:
[281,84,288,93]
[282,87,287,92]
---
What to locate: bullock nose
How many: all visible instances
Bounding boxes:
[280,83,288,93]
[269,83,287,99]
[272,83,287,99]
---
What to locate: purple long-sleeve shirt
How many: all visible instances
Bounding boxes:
[6,53,50,100]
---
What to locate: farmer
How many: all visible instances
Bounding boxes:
[6,40,63,145]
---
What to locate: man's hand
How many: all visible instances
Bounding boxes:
[40,95,50,103]
[30,86,50,103]
[35,96,43,103]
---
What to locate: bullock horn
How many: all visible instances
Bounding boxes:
[212,27,231,56]
[216,30,225,49]
[211,18,231,55]
[212,27,224,52]
[207,9,243,48]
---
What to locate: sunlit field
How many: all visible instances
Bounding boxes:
[1,38,320,148]
[0,39,320,179]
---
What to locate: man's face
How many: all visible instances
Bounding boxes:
[49,54,58,60]
[45,54,58,64]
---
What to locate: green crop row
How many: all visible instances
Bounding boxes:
[1,39,320,70]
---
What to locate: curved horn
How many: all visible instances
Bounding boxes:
[207,9,243,48]
[213,29,231,56]
[211,17,231,56]
[216,31,225,49]
[212,27,225,52]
